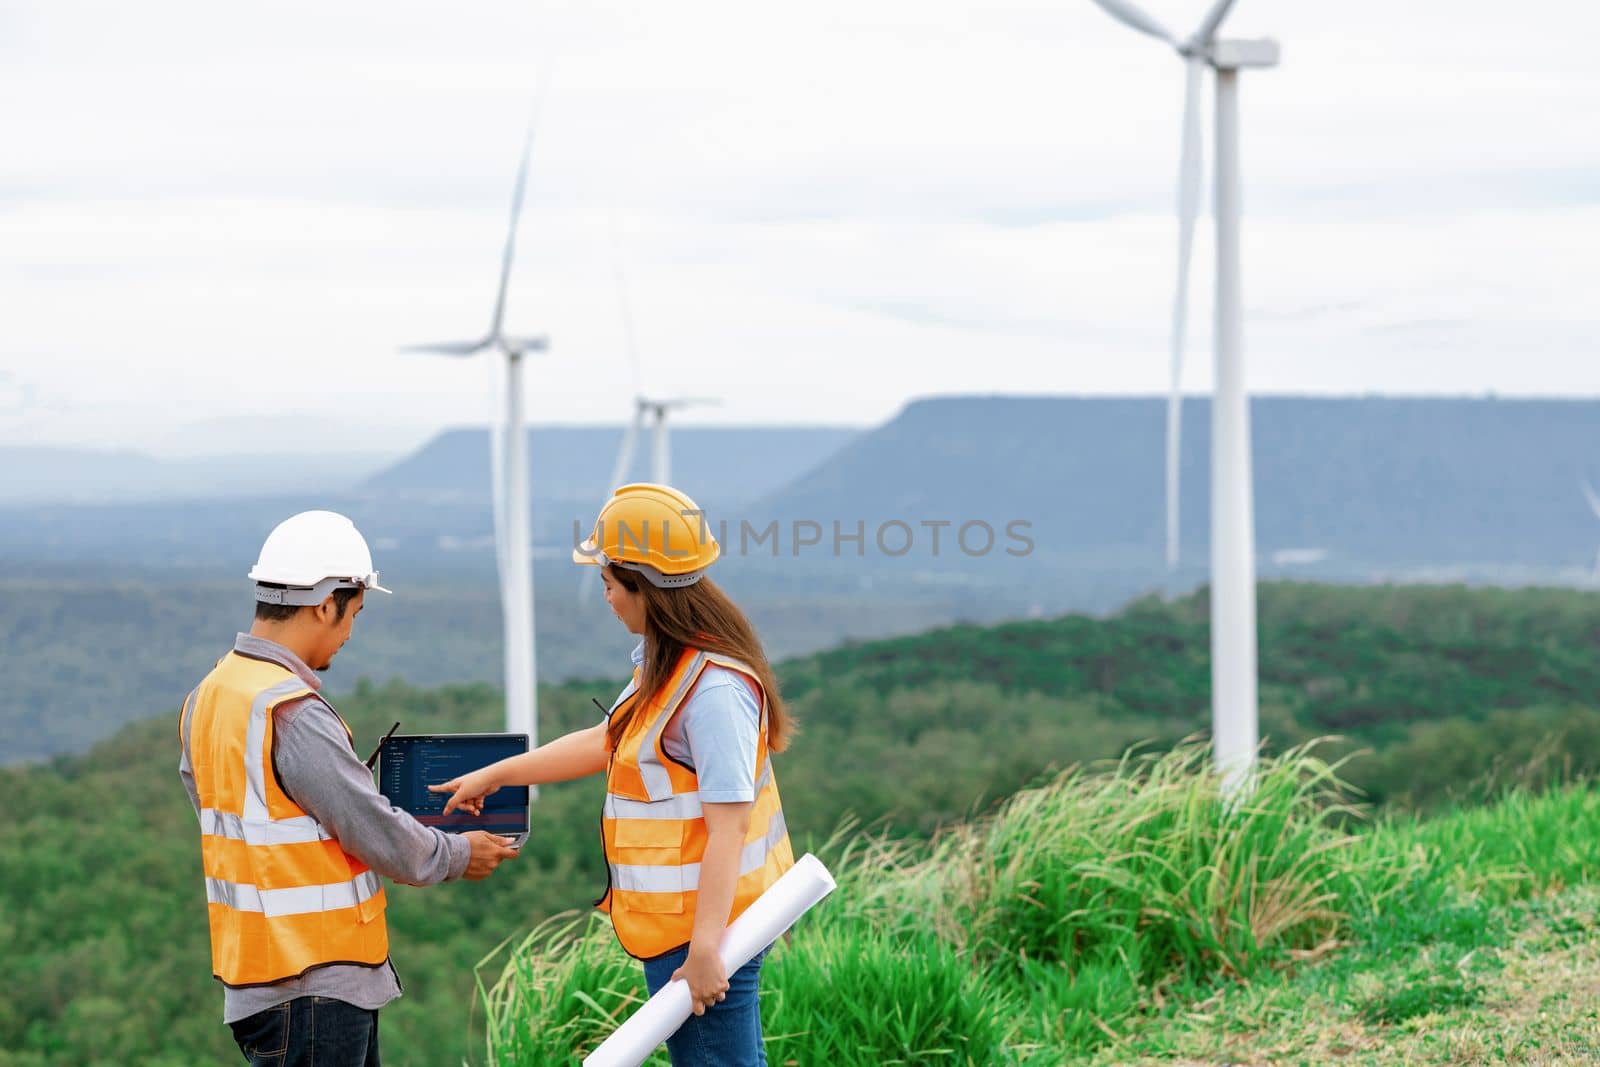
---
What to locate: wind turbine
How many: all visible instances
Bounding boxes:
[578,221,719,604]
[578,395,719,604]
[1087,0,1278,790]
[401,84,550,747]
[600,215,719,486]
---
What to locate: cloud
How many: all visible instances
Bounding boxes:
[0,0,1597,452]
[0,372,37,415]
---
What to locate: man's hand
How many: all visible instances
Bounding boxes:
[671,945,729,1016]
[429,771,499,816]
[460,831,519,880]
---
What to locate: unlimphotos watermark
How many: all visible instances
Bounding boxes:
[573,509,1035,560]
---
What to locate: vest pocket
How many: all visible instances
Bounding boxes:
[611,819,686,913]
[612,818,685,851]
[356,887,385,925]
[621,886,684,914]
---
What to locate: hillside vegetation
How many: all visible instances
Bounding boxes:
[3,582,1600,1065]
[0,571,1031,764]
[484,745,1600,1064]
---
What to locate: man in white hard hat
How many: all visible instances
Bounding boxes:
[177,510,518,1066]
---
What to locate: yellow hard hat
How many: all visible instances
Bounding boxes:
[572,483,720,588]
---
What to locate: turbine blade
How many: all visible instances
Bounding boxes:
[401,339,488,356]
[608,210,645,393]
[1193,0,1240,44]
[1582,478,1600,521]
[1088,0,1176,44]
[1165,58,1205,573]
[610,412,644,495]
[488,65,555,340]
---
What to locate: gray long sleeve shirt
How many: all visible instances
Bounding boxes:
[179,633,472,1024]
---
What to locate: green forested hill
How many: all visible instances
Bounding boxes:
[790,581,1600,806]
[0,570,1037,765]
[4,582,1600,1065]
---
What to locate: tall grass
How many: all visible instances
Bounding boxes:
[478,914,661,1066]
[1372,782,1600,903]
[762,926,1015,1065]
[479,744,1599,1065]
[949,743,1415,987]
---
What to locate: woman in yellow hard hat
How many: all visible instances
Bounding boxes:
[431,483,796,1065]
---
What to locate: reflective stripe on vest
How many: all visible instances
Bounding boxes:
[183,651,388,987]
[608,808,790,894]
[598,648,795,959]
[204,868,384,916]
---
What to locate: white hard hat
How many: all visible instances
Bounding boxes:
[249,510,392,606]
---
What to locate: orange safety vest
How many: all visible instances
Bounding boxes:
[180,651,388,987]
[598,648,794,959]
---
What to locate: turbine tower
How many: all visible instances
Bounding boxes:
[402,86,549,747]
[1087,0,1278,789]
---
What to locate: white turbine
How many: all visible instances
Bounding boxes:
[578,222,718,604]
[1088,0,1278,790]
[402,80,551,749]
[601,215,719,487]
[578,395,718,605]
[1581,479,1600,579]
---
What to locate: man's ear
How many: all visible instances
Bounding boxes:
[314,595,339,625]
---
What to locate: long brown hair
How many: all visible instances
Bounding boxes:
[604,564,794,755]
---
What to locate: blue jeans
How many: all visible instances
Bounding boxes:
[228,996,381,1067]
[643,946,769,1066]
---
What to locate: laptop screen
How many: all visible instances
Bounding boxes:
[378,733,530,835]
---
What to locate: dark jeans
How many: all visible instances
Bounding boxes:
[642,946,769,1067]
[229,996,381,1067]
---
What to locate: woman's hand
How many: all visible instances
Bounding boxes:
[671,946,729,1016]
[427,770,499,816]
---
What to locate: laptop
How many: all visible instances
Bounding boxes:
[378,732,530,848]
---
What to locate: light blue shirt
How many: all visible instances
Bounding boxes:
[621,641,762,803]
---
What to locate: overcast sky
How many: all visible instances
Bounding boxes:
[2,0,1597,457]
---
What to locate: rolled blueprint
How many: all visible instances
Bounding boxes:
[581,852,838,1067]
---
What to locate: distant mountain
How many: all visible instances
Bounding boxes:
[363,425,862,509]
[9,399,1600,587]
[0,425,862,575]
[12,397,1600,765]
[0,447,167,502]
[746,395,1600,578]
[0,446,393,503]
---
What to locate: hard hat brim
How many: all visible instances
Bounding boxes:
[572,538,602,566]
